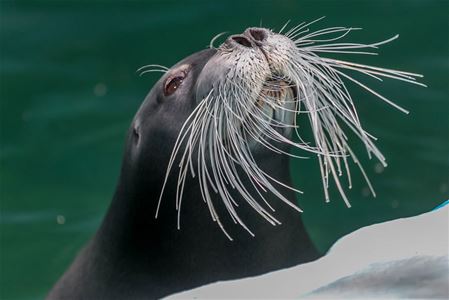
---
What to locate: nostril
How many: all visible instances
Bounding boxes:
[231,35,252,48]
[249,29,267,42]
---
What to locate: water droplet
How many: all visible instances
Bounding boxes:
[362,186,371,197]
[374,163,384,174]
[391,200,399,208]
[56,215,66,225]
[94,83,108,97]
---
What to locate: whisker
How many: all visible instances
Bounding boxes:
[209,31,229,49]
[158,20,424,238]
[137,64,169,72]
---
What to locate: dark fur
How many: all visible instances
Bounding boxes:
[48,49,320,299]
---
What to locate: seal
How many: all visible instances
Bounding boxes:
[48,22,423,299]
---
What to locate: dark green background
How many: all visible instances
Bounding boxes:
[1,1,448,299]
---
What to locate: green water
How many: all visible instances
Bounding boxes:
[1,1,448,299]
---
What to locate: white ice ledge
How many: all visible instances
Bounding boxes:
[167,204,449,299]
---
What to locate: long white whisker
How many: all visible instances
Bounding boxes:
[157,20,424,238]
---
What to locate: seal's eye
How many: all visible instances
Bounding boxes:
[163,65,191,97]
[164,74,185,96]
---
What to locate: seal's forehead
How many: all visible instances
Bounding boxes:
[170,48,217,71]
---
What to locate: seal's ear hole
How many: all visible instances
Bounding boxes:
[133,126,140,145]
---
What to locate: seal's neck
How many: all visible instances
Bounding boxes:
[93,137,319,297]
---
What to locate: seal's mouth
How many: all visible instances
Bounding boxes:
[262,76,296,107]
[252,77,297,136]
[257,78,295,110]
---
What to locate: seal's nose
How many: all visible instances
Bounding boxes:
[245,28,268,43]
[227,28,269,49]
[229,35,253,48]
